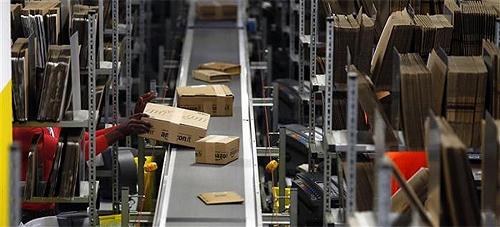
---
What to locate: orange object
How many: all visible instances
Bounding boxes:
[144,162,158,172]
[266,160,279,173]
[386,151,428,195]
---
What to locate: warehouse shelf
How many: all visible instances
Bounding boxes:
[24,196,89,204]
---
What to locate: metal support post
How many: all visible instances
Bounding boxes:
[121,187,130,227]
[298,0,305,95]
[279,127,287,213]
[138,0,146,95]
[125,0,132,147]
[288,0,296,78]
[290,188,298,227]
[308,0,318,167]
[87,14,98,225]
[10,144,21,226]
[138,138,145,197]
[111,0,120,212]
[272,83,279,132]
[98,0,104,62]
[374,111,390,227]
[266,47,273,86]
[158,46,165,96]
[322,18,333,221]
[346,70,358,218]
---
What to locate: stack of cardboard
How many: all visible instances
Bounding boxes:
[71,4,98,69]
[332,13,374,83]
[371,9,414,90]
[397,52,433,149]
[433,117,480,226]
[445,0,497,56]
[21,1,61,67]
[446,56,487,148]
[483,40,500,119]
[37,45,72,121]
[11,4,22,42]
[413,14,453,56]
[426,49,447,116]
[11,38,31,121]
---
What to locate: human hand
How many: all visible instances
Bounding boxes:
[134,92,157,114]
[117,113,152,136]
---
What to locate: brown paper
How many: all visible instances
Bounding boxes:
[198,62,241,76]
[198,191,244,205]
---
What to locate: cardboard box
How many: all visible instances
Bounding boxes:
[177,85,234,116]
[192,69,232,83]
[195,135,239,165]
[196,0,237,21]
[198,191,244,205]
[139,103,210,148]
[198,62,241,76]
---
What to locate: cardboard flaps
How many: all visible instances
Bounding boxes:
[177,85,233,97]
[192,69,232,83]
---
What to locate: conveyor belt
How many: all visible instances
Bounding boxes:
[153,1,260,226]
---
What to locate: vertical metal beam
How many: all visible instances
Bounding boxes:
[346,70,358,218]
[272,83,279,132]
[138,138,145,197]
[290,188,298,227]
[288,0,296,78]
[98,0,104,62]
[158,46,165,96]
[10,144,21,226]
[323,20,334,220]
[138,0,146,95]
[308,0,318,167]
[121,187,130,227]
[298,0,305,95]
[125,0,132,147]
[87,14,98,226]
[111,0,120,212]
[279,127,287,213]
[324,17,334,134]
[426,114,441,227]
[374,111,390,227]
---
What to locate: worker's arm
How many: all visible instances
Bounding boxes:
[83,113,152,160]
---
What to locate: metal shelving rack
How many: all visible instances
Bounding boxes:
[13,14,99,226]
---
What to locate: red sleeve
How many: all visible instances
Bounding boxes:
[83,135,110,160]
[83,126,118,140]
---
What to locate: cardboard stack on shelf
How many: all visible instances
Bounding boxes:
[446,56,487,148]
[397,52,433,149]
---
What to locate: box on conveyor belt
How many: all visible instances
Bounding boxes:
[198,191,244,205]
[198,62,241,75]
[196,0,237,21]
[139,103,210,148]
[192,69,232,83]
[195,135,240,165]
[176,85,234,116]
